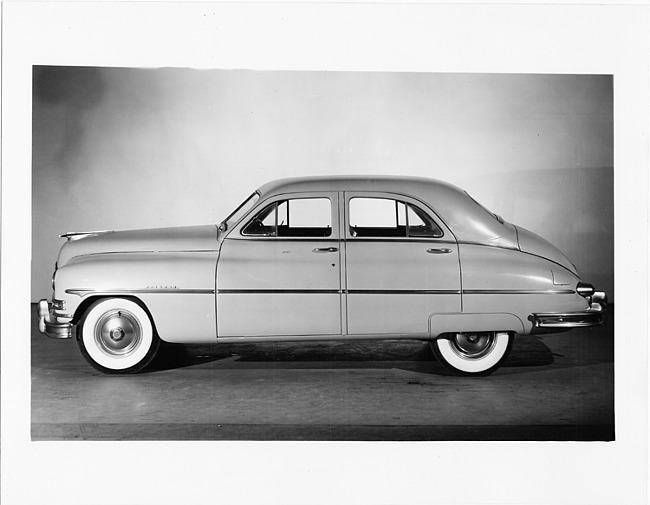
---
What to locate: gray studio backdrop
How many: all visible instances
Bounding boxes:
[32,68,613,303]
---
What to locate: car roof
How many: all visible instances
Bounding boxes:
[256,175,518,247]
[258,175,461,199]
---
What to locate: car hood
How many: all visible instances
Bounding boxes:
[515,225,578,275]
[57,225,220,266]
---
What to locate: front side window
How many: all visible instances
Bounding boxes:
[242,197,332,237]
[349,197,443,238]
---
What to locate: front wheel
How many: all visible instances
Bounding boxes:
[76,298,160,374]
[430,331,513,376]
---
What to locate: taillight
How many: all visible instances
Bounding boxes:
[576,282,595,298]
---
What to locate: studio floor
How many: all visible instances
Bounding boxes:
[31,305,614,441]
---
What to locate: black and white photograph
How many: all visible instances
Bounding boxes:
[31,67,615,443]
[3,2,649,505]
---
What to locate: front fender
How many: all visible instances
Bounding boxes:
[56,251,219,343]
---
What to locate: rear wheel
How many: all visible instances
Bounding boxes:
[76,298,160,374]
[430,331,513,376]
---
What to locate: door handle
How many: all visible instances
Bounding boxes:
[426,248,452,254]
[312,247,339,253]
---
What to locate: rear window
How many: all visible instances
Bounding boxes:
[348,197,443,238]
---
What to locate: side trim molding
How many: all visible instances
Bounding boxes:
[348,289,461,295]
[218,289,341,295]
[218,289,460,295]
[66,287,573,297]
[66,288,215,297]
[463,289,575,295]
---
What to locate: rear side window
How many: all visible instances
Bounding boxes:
[349,197,443,238]
[242,198,332,237]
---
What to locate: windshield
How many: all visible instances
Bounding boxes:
[219,191,260,233]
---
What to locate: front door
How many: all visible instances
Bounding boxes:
[343,192,461,335]
[217,192,342,337]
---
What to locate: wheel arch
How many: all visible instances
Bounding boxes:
[72,294,159,337]
[429,312,525,338]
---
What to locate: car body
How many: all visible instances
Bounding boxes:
[38,176,607,375]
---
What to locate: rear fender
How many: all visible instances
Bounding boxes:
[429,312,525,338]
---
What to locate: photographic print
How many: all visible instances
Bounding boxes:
[3,2,647,505]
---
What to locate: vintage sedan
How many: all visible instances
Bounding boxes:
[38,176,607,375]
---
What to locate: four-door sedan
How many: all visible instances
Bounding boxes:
[38,176,607,375]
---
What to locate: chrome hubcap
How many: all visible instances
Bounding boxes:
[450,332,497,359]
[95,309,141,356]
[110,327,125,341]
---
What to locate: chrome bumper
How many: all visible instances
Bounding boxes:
[532,291,607,330]
[37,300,73,339]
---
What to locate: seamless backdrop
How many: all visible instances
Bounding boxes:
[32,68,614,302]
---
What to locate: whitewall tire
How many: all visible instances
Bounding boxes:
[77,298,160,374]
[431,331,513,376]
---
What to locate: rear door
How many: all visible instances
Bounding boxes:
[217,192,342,337]
[344,192,461,335]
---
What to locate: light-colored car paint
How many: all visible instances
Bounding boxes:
[55,240,219,343]
[40,176,606,357]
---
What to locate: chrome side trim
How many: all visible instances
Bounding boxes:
[66,288,215,297]
[348,289,461,295]
[463,289,575,295]
[218,289,341,295]
[218,289,459,295]
[65,287,574,297]
[219,288,566,296]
